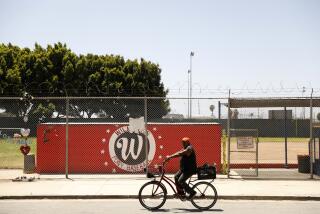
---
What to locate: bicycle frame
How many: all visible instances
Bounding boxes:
[158,170,179,194]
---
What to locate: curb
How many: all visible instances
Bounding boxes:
[1,195,320,201]
[218,196,320,201]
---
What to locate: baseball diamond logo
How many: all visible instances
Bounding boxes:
[109,126,156,172]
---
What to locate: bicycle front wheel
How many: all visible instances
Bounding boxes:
[191,181,218,210]
[138,181,167,210]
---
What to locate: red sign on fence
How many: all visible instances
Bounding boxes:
[36,123,221,174]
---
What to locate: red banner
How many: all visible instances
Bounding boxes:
[37,123,221,174]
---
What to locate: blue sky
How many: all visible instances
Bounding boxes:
[1,0,320,116]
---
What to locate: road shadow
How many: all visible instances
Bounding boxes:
[143,208,224,213]
[174,208,224,213]
[148,209,171,212]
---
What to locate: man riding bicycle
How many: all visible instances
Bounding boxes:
[165,137,197,200]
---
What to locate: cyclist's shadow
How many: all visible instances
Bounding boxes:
[175,208,224,213]
[148,208,224,213]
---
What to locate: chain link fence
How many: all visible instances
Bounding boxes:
[1,95,319,179]
[0,96,222,177]
[227,96,320,179]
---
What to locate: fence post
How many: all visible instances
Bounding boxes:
[284,107,288,168]
[227,90,231,178]
[256,130,259,177]
[218,101,221,120]
[221,129,227,174]
[65,96,69,179]
[144,97,149,174]
[310,89,314,179]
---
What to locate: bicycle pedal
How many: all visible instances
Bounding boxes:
[179,195,187,201]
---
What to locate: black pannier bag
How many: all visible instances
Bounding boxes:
[197,163,216,180]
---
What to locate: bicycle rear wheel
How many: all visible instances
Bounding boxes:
[190,181,218,210]
[138,181,167,210]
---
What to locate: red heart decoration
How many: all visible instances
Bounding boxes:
[20,145,30,155]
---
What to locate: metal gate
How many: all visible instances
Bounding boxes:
[228,129,259,177]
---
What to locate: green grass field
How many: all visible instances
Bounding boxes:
[257,137,309,142]
[0,138,36,169]
[229,137,309,143]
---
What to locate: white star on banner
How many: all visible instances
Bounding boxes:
[159,145,164,149]
[158,136,162,139]
[102,138,106,143]
[153,127,157,131]
[106,129,110,134]
[100,149,105,154]
[104,162,108,166]
[112,168,117,173]
[159,155,162,159]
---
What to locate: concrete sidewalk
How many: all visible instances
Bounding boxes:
[0,170,319,200]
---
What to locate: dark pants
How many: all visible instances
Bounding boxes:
[174,170,195,195]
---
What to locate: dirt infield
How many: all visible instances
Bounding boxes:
[228,141,309,164]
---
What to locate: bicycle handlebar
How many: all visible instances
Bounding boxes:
[145,159,169,178]
[159,158,172,173]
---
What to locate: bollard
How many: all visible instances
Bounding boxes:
[24,154,35,174]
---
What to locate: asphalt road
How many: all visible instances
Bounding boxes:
[1,199,320,214]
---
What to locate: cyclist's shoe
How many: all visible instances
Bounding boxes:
[186,191,197,200]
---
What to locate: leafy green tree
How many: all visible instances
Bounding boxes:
[0,43,170,119]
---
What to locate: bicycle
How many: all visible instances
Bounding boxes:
[138,161,218,210]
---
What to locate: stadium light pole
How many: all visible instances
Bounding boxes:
[189,51,194,118]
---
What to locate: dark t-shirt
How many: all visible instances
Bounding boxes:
[180,145,197,174]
